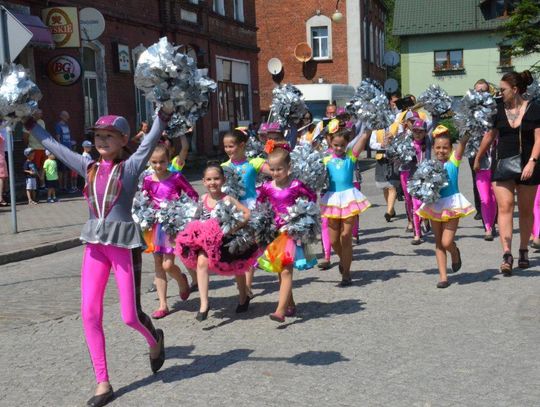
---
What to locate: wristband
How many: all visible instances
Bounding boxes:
[529,157,538,163]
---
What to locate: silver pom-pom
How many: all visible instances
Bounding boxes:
[454,90,497,158]
[345,79,393,130]
[525,79,540,102]
[165,113,191,138]
[222,165,246,200]
[407,160,449,204]
[270,84,308,126]
[211,200,245,235]
[246,135,265,159]
[224,229,255,255]
[281,198,321,244]
[155,194,201,235]
[134,37,217,124]
[0,64,42,124]
[290,142,327,191]
[248,201,278,246]
[418,84,452,117]
[386,130,416,164]
[132,190,156,231]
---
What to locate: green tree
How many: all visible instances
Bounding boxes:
[503,0,540,69]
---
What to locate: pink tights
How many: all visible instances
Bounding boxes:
[400,171,422,237]
[81,244,158,383]
[475,169,497,232]
[533,185,540,238]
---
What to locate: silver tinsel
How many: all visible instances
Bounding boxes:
[224,228,254,255]
[454,90,497,158]
[211,199,245,235]
[281,198,321,244]
[132,190,156,231]
[270,84,308,126]
[165,113,191,138]
[246,136,265,159]
[248,201,278,246]
[525,80,540,102]
[418,84,452,116]
[407,159,449,204]
[345,79,393,130]
[222,165,246,200]
[155,194,201,235]
[134,37,217,124]
[386,130,416,164]
[0,64,42,123]
[290,142,327,191]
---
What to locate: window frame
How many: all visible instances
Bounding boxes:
[233,0,244,22]
[311,26,330,60]
[82,41,107,130]
[306,15,333,61]
[213,0,225,16]
[433,49,464,72]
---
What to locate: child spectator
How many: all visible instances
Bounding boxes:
[82,140,93,160]
[23,148,39,205]
[43,150,59,203]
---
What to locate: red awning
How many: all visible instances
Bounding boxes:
[13,12,55,48]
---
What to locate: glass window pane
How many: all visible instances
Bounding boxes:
[312,37,320,57]
[449,50,462,68]
[434,51,447,69]
[83,48,96,71]
[320,38,328,57]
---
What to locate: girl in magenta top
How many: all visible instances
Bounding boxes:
[256,143,317,323]
[141,144,198,319]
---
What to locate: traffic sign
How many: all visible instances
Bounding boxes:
[0,6,33,65]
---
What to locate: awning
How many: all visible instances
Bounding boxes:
[12,12,55,48]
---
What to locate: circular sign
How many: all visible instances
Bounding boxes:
[79,8,105,41]
[267,58,283,75]
[383,51,400,67]
[43,8,76,47]
[384,78,399,93]
[47,55,82,86]
[294,42,313,62]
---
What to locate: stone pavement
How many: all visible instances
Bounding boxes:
[1,162,539,406]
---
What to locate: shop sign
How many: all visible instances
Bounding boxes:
[47,55,82,86]
[42,7,80,48]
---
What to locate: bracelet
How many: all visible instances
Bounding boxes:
[529,157,538,162]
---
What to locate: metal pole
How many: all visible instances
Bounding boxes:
[1,6,18,233]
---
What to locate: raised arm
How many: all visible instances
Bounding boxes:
[351,129,371,158]
[454,134,470,161]
[473,129,497,172]
[29,122,91,177]
[125,115,169,176]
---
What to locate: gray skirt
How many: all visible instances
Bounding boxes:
[375,157,400,189]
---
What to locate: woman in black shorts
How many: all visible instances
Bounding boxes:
[475,70,540,275]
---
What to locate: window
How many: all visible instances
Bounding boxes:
[82,47,100,129]
[217,57,251,129]
[306,15,332,60]
[311,26,329,59]
[213,0,225,16]
[233,0,244,22]
[369,24,374,63]
[480,0,515,20]
[434,49,464,71]
[499,45,512,67]
[132,45,154,125]
[363,19,367,60]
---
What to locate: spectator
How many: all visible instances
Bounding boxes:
[23,109,47,188]
[54,111,72,191]
[132,121,149,145]
[82,140,93,160]
[0,129,7,206]
[23,148,39,205]
[43,150,59,203]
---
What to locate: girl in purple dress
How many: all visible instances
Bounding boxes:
[141,145,199,319]
[257,143,317,322]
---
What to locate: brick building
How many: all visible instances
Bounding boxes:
[2,0,260,183]
[256,0,387,114]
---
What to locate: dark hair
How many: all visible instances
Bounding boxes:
[329,127,352,142]
[152,144,170,160]
[224,129,248,144]
[138,121,148,131]
[501,70,534,94]
[433,133,452,145]
[204,160,224,177]
[267,143,291,165]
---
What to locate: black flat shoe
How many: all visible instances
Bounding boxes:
[196,309,209,321]
[436,281,450,289]
[190,283,199,292]
[384,212,392,222]
[87,387,114,407]
[149,329,165,373]
[474,212,483,221]
[236,296,251,313]
[451,246,462,273]
[338,278,352,287]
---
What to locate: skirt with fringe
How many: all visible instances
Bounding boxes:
[175,218,259,276]
[257,232,317,273]
[143,223,175,255]
[320,187,371,219]
[416,193,475,222]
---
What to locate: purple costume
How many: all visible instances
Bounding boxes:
[142,172,198,255]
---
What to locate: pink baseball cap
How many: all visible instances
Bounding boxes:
[91,115,130,136]
[412,119,426,130]
[259,122,281,134]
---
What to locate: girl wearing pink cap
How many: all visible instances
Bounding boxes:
[25,111,173,407]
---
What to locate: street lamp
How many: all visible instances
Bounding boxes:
[332,0,343,22]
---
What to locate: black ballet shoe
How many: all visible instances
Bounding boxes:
[436,281,450,289]
[196,309,209,321]
[450,246,462,273]
[235,296,251,313]
[149,329,165,373]
[86,387,114,407]
[518,249,530,269]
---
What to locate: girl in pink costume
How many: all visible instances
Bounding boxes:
[532,186,540,249]
[0,130,8,206]
[399,119,431,245]
[257,143,317,322]
[142,144,199,319]
[320,119,371,286]
[475,148,498,241]
[26,112,171,407]
[176,163,258,321]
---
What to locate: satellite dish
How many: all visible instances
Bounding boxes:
[384,78,399,93]
[294,42,313,62]
[383,50,400,67]
[267,58,283,75]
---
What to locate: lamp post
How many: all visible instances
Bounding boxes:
[332,0,343,22]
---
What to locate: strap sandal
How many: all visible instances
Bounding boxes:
[518,249,530,269]
[500,252,513,277]
[451,246,462,273]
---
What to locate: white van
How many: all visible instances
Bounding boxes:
[294,84,355,120]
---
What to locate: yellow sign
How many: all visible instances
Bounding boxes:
[42,7,80,48]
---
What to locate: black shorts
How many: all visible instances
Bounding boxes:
[45,179,59,189]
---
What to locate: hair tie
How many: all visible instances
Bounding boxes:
[264,139,291,154]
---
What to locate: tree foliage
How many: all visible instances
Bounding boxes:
[503,0,540,57]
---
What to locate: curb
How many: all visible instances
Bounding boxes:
[0,238,82,266]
